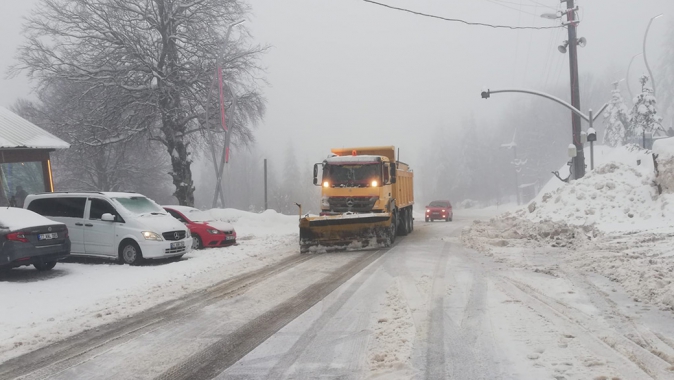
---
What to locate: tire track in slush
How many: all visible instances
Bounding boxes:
[2,253,314,380]
[154,249,386,380]
[262,248,388,379]
[425,243,450,379]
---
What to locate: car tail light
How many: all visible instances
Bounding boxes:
[7,232,29,243]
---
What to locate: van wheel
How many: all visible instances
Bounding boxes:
[119,240,143,265]
[34,261,56,271]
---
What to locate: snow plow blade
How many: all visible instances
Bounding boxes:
[299,213,392,253]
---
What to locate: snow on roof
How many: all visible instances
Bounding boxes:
[325,155,383,164]
[0,107,70,150]
[0,207,64,231]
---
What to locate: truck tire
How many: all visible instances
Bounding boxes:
[408,210,414,233]
[397,209,408,236]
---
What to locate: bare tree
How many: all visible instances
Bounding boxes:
[12,0,267,205]
[13,86,174,202]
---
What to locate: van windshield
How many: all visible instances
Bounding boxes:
[113,197,165,215]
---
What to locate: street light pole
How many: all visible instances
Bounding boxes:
[564,0,585,180]
[207,19,245,208]
[626,53,642,102]
[644,14,664,98]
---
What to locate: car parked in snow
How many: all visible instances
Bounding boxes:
[24,192,192,265]
[0,207,70,271]
[425,200,453,222]
[163,206,236,250]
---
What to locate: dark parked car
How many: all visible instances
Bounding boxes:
[425,200,453,222]
[0,207,70,271]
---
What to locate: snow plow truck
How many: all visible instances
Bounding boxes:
[299,146,414,253]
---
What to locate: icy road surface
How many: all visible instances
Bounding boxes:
[3,213,674,379]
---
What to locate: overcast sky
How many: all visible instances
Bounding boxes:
[2,0,673,171]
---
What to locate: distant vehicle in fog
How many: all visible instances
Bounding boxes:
[0,207,70,271]
[425,200,453,222]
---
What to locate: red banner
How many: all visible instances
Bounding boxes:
[217,66,227,132]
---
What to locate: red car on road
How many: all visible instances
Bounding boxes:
[163,206,236,250]
[425,200,453,222]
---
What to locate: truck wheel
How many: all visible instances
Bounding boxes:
[408,212,413,233]
[397,209,408,236]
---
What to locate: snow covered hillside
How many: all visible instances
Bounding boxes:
[0,209,299,363]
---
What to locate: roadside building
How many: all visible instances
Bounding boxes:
[0,107,69,207]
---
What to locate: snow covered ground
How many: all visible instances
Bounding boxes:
[464,142,674,314]
[0,209,299,362]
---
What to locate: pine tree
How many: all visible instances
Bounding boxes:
[603,81,630,147]
[628,76,664,140]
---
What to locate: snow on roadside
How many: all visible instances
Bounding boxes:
[0,209,299,363]
[463,143,674,313]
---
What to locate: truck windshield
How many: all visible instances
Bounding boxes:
[324,163,381,187]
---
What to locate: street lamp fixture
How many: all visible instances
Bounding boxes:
[541,11,563,20]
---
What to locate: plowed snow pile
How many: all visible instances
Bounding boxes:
[464,142,674,311]
[527,145,674,233]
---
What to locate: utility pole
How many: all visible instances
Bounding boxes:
[564,0,585,179]
[264,158,268,210]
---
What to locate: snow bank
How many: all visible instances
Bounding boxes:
[653,137,674,194]
[0,208,299,363]
[526,145,674,233]
[197,208,298,238]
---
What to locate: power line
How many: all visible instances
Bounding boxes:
[362,0,563,30]
[483,0,539,17]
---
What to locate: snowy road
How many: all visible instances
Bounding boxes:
[3,213,674,379]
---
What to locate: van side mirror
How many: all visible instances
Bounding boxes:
[390,165,397,184]
[101,213,115,222]
[313,164,319,186]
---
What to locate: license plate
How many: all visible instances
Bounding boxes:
[38,233,58,240]
[171,241,185,249]
[226,236,235,241]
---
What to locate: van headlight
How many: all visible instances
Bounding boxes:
[142,231,163,241]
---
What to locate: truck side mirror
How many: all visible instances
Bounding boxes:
[383,164,390,183]
[390,165,397,184]
[313,163,319,186]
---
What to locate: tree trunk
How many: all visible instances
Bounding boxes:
[157,0,194,206]
[160,101,195,206]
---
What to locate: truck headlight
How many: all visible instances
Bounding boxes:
[142,231,163,241]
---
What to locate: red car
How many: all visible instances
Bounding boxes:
[425,200,453,222]
[163,206,236,250]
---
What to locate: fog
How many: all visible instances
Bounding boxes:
[1,0,673,210]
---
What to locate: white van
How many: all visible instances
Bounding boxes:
[24,192,192,265]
